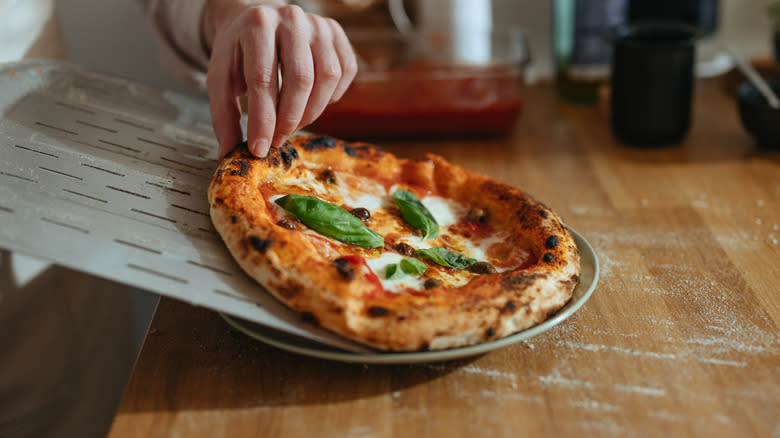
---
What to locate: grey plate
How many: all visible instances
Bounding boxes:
[221,228,599,364]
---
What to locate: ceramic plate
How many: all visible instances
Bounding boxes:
[221,228,599,364]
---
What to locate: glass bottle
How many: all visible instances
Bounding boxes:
[553,0,628,104]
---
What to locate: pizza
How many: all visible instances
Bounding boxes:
[208,135,580,351]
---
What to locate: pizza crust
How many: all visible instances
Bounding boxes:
[208,135,580,351]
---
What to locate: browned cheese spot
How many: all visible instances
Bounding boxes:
[423,278,443,289]
[248,236,270,253]
[277,283,303,299]
[467,208,489,224]
[230,160,251,177]
[276,218,297,230]
[332,257,356,280]
[301,312,319,326]
[500,300,516,314]
[304,136,336,151]
[501,272,543,290]
[280,145,298,168]
[367,306,390,317]
[319,168,337,184]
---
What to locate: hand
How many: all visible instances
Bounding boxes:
[203,1,357,159]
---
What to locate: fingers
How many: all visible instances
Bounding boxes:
[273,5,315,147]
[241,7,280,157]
[206,5,359,160]
[327,18,358,103]
[207,52,244,160]
[296,16,341,130]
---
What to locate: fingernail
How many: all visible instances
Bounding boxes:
[251,139,269,157]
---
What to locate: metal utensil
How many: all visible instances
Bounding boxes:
[724,44,780,109]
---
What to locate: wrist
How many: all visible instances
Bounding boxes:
[201,0,287,54]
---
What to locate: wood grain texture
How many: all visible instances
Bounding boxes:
[108,80,779,438]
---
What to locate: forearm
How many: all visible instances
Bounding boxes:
[201,0,287,53]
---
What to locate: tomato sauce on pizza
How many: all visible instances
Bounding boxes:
[209,135,580,351]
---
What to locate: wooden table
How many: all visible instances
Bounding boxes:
[108,80,779,438]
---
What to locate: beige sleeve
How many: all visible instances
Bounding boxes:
[138,0,210,91]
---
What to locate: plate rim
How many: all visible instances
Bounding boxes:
[221,227,599,364]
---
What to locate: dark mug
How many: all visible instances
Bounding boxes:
[628,0,719,36]
[609,22,699,146]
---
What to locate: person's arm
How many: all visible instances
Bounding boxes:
[139,0,211,88]
[141,0,357,159]
[201,1,357,159]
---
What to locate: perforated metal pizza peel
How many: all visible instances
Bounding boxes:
[0,59,369,353]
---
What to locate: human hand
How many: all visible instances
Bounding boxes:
[203,1,357,159]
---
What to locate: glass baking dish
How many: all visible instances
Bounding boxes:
[307,28,530,139]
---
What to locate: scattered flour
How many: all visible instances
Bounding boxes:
[568,399,620,412]
[648,410,681,422]
[346,425,376,438]
[614,384,666,397]
[461,365,518,390]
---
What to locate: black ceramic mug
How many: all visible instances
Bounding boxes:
[609,22,699,146]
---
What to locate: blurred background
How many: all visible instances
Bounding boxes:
[47,0,780,355]
[55,0,778,92]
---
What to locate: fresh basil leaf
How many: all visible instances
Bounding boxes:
[385,263,404,280]
[386,258,427,280]
[400,257,427,275]
[416,247,477,270]
[393,190,438,240]
[275,194,384,248]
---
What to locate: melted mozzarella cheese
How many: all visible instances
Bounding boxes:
[344,192,387,211]
[421,196,462,227]
[267,194,289,217]
[446,232,526,272]
[277,168,388,213]
[396,234,427,250]
[365,252,426,293]
[269,164,527,293]
[277,173,330,197]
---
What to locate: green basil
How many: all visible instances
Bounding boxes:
[275,194,384,248]
[400,257,427,275]
[386,257,427,280]
[393,190,438,240]
[416,247,476,270]
[385,263,402,280]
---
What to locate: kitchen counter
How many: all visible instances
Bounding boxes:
[108,79,779,438]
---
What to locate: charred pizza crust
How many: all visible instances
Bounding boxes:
[208,135,580,351]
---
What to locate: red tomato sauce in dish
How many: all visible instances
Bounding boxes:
[308,65,524,139]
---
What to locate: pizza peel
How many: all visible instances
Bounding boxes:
[0,60,598,360]
[0,59,372,353]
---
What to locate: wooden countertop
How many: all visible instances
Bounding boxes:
[108,79,779,438]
